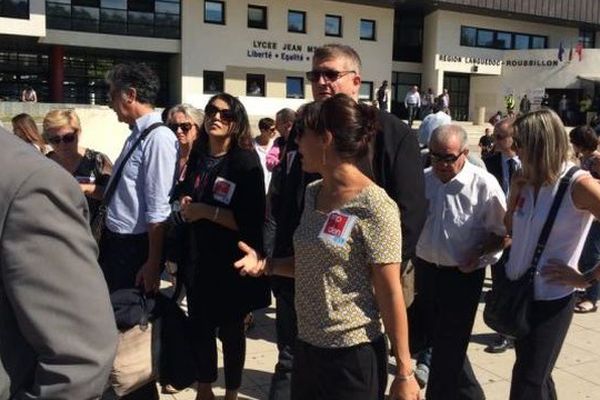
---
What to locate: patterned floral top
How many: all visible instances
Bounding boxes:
[293,180,402,348]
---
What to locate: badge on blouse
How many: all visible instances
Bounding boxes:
[318,211,357,246]
[286,151,297,175]
[213,177,236,205]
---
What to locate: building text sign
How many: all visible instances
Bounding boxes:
[438,54,560,68]
[247,41,319,62]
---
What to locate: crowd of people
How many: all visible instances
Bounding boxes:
[2,42,600,400]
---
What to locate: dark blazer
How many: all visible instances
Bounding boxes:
[0,128,117,399]
[484,152,504,191]
[372,110,427,262]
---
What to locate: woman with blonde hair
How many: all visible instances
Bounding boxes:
[167,103,203,190]
[11,113,47,153]
[43,109,112,222]
[503,109,600,399]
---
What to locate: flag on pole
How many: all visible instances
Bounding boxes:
[558,42,564,61]
[568,45,573,61]
[575,42,584,61]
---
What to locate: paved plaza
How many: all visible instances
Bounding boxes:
[158,279,600,400]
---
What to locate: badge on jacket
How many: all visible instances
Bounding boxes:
[213,177,236,205]
[318,210,357,246]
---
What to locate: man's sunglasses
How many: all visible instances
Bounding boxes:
[205,104,235,123]
[169,122,194,133]
[430,151,464,164]
[48,132,77,145]
[305,69,355,83]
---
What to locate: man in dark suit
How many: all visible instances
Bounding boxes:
[0,127,117,399]
[483,118,521,354]
[267,43,427,399]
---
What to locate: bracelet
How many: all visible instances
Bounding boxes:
[396,369,415,381]
[212,206,220,221]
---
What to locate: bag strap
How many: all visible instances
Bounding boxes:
[102,122,165,208]
[528,166,579,272]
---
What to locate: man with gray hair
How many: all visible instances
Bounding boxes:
[414,124,507,399]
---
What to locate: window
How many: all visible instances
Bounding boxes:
[246,74,265,97]
[286,77,304,99]
[248,5,266,29]
[359,81,373,101]
[204,70,223,94]
[204,0,224,24]
[45,0,181,39]
[0,0,29,19]
[288,10,305,33]
[460,26,547,50]
[360,19,376,40]
[393,9,423,62]
[531,36,546,49]
[325,14,341,37]
[579,28,596,48]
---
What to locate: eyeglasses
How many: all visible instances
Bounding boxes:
[169,122,194,133]
[305,69,356,83]
[48,132,77,145]
[430,151,464,164]
[205,104,235,123]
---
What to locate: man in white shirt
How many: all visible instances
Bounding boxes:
[404,85,421,128]
[415,124,507,400]
[418,104,452,147]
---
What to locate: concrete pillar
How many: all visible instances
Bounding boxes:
[49,45,65,103]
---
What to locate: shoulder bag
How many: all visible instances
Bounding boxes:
[483,166,578,339]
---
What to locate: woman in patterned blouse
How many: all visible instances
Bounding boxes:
[235,94,420,400]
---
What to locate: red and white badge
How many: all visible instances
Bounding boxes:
[286,151,297,175]
[318,210,357,246]
[213,177,236,205]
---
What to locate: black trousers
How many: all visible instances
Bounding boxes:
[187,311,246,390]
[98,228,159,400]
[415,258,485,400]
[510,294,575,400]
[291,336,387,400]
[269,277,297,400]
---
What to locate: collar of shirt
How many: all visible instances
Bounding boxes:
[131,111,162,138]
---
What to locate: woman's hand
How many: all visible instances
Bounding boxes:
[389,375,421,400]
[234,241,267,277]
[542,259,589,288]
[180,197,208,222]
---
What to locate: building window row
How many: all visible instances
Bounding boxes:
[0,0,29,19]
[204,1,376,41]
[460,26,547,50]
[46,0,180,39]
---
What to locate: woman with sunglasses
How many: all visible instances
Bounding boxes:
[501,110,600,400]
[43,109,113,223]
[11,113,48,154]
[235,94,420,400]
[178,93,270,400]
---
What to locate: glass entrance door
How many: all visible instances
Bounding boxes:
[443,73,470,121]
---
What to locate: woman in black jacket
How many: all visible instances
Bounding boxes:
[180,93,270,400]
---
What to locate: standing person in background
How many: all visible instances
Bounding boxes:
[404,85,421,128]
[167,103,203,192]
[11,112,47,153]
[43,108,113,223]
[483,118,520,355]
[505,93,516,114]
[478,127,494,159]
[0,126,117,400]
[439,88,450,114]
[519,94,531,115]
[101,63,178,400]
[20,85,37,102]
[420,88,435,119]
[235,95,421,400]
[254,117,277,193]
[266,108,296,172]
[179,93,270,400]
[508,110,600,400]
[376,80,390,112]
[558,94,569,124]
[568,125,600,314]
[541,93,551,109]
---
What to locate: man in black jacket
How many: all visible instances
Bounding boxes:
[267,44,427,400]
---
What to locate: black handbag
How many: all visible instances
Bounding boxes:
[90,122,165,243]
[483,166,578,339]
